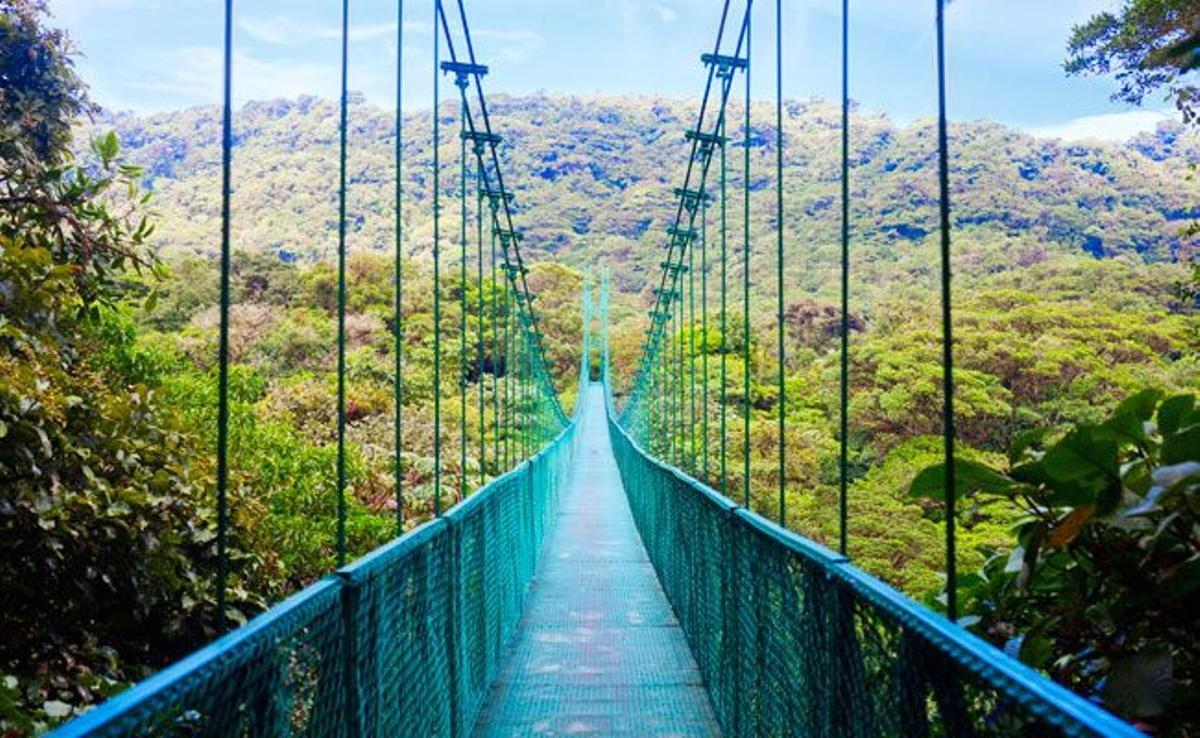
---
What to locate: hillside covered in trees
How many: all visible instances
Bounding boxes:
[101,93,1199,275]
[3,12,1195,727]
[95,92,1198,595]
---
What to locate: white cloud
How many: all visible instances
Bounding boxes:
[655,5,679,23]
[238,17,405,46]
[1027,110,1174,142]
[472,29,543,64]
[122,46,342,107]
[48,0,156,25]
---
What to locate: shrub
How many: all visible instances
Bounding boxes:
[912,390,1200,731]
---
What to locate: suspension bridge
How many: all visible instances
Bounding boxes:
[52,1,1143,736]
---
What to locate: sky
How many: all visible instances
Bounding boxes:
[48,0,1175,141]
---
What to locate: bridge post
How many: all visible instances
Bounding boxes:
[447,517,465,738]
[338,572,364,737]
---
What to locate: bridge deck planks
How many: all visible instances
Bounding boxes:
[473,384,720,737]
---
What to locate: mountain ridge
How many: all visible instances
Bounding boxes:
[92,93,1199,299]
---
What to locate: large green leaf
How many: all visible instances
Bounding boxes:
[1113,388,1164,422]
[1158,394,1196,436]
[1162,425,1200,465]
[1043,427,1118,484]
[909,457,1015,501]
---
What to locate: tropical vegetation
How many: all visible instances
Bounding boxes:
[1,0,1197,733]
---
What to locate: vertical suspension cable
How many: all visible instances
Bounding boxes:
[838,0,850,556]
[678,290,685,468]
[774,0,786,525]
[689,206,697,474]
[657,335,664,455]
[394,0,405,535]
[516,292,523,459]
[679,286,685,469]
[719,114,728,497]
[742,11,752,509]
[701,171,710,482]
[665,311,672,460]
[518,321,526,460]
[335,0,350,566]
[604,271,610,378]
[459,102,468,502]
[503,282,511,468]
[216,0,234,627]
[491,227,499,470]
[669,306,676,464]
[671,293,676,465]
[672,299,678,466]
[660,337,668,456]
[432,0,442,516]
[514,315,520,461]
[523,324,531,459]
[530,319,537,451]
[935,0,958,621]
[476,165,485,486]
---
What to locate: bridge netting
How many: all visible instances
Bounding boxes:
[49,0,1147,735]
[50,296,591,738]
[608,382,1137,738]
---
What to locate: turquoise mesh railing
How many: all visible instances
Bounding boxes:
[51,388,584,738]
[605,385,1139,738]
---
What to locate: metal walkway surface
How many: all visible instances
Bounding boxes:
[474,383,720,736]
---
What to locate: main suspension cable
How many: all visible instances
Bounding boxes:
[436,0,566,427]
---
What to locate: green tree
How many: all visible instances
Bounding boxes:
[1066,0,1200,124]
[0,0,91,168]
[0,4,251,730]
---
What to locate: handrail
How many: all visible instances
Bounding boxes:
[604,382,1140,738]
[52,350,592,738]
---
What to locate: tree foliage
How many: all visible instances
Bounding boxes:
[1066,0,1200,125]
[2,2,1198,733]
[913,391,1200,732]
[0,3,228,730]
[0,0,91,167]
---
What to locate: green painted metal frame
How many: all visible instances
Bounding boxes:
[605,383,1140,738]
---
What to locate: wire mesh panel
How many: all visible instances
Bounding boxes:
[606,391,1140,738]
[451,421,579,732]
[451,470,532,730]
[52,416,580,738]
[51,580,349,738]
[340,520,456,737]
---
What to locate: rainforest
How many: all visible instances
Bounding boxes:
[2,0,1198,734]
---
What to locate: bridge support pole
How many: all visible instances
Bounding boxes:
[339,572,364,737]
[447,519,465,738]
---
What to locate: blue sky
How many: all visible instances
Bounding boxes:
[49,0,1172,140]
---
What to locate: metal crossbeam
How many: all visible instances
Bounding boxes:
[702,52,748,71]
[439,60,489,77]
[685,129,728,147]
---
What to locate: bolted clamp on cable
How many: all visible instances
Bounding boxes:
[685,129,728,160]
[702,52,748,79]
[440,60,488,90]
[673,187,707,213]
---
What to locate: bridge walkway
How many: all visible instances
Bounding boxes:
[473,383,719,736]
